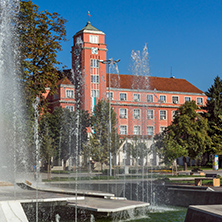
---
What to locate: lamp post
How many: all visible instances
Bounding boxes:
[99,58,120,176]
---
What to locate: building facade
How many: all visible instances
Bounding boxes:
[47,22,207,166]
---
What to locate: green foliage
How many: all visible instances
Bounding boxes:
[155,101,211,164]
[125,140,150,165]
[39,107,90,169]
[204,76,222,154]
[19,0,67,107]
[89,100,120,165]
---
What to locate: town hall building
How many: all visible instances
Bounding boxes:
[46,22,207,166]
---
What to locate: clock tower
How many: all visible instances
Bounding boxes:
[71,21,107,112]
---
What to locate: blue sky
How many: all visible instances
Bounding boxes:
[33,0,222,92]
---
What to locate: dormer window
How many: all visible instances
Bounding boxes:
[90,35,98,43]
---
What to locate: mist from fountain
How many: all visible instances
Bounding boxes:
[0,0,29,183]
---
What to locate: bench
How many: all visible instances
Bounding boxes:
[195,174,220,187]
[205,174,217,178]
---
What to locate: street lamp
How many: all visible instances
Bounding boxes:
[99,58,120,176]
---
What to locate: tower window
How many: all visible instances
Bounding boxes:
[90,35,99,43]
[90,59,99,68]
[91,75,99,83]
[91,90,99,97]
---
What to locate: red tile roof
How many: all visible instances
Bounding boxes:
[57,76,72,85]
[107,74,204,94]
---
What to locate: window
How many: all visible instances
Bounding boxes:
[120,93,127,101]
[65,106,74,112]
[66,90,73,98]
[172,110,176,120]
[120,108,127,118]
[90,35,99,43]
[197,97,203,105]
[54,93,59,100]
[133,93,140,101]
[147,126,154,136]
[90,59,99,68]
[91,89,99,97]
[134,109,141,119]
[91,75,99,83]
[160,95,166,103]
[160,126,167,133]
[106,92,113,100]
[172,96,179,104]
[160,110,167,120]
[120,126,127,135]
[147,95,153,102]
[147,110,154,119]
[185,97,191,102]
[133,126,141,135]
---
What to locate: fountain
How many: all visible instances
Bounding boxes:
[0,0,187,221]
[0,0,29,183]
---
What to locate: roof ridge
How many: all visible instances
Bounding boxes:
[107,73,203,93]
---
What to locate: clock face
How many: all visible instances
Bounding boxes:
[92,47,98,54]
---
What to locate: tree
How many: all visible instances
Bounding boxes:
[126,140,150,166]
[19,0,67,107]
[39,112,56,179]
[89,100,120,170]
[155,101,211,166]
[204,76,222,154]
[49,107,90,171]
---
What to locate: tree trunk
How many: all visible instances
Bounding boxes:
[183,157,187,171]
[47,162,51,180]
[63,159,66,171]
